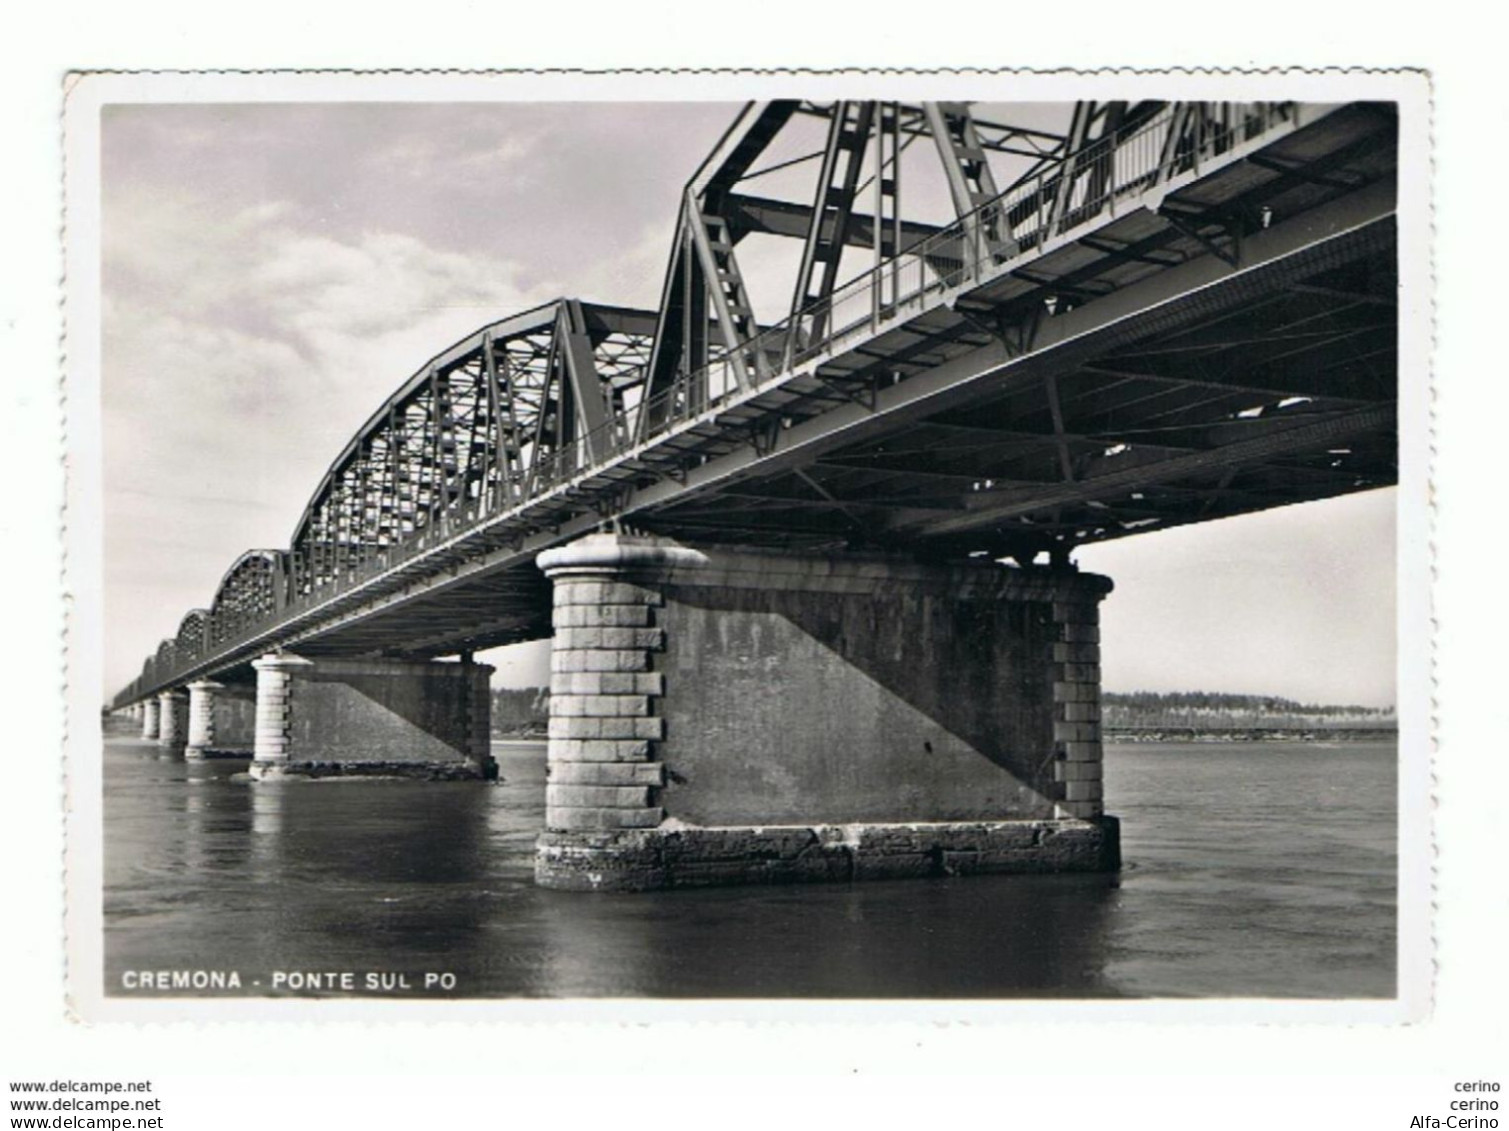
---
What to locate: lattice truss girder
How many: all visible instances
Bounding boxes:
[639,99,1296,424]
[289,300,655,597]
[207,551,285,648]
[173,609,210,663]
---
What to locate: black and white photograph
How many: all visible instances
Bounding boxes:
[0,0,1501,1111]
[63,74,1428,1015]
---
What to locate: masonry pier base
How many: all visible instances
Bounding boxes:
[156,690,187,754]
[248,653,495,781]
[139,697,160,741]
[185,679,256,759]
[534,533,1117,892]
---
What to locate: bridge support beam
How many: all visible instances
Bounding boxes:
[156,690,187,753]
[139,698,159,740]
[534,533,1118,892]
[248,653,496,781]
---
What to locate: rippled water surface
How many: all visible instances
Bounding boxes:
[103,737,1396,998]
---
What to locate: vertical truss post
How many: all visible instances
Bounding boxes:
[273,554,289,612]
[493,333,529,506]
[924,101,1016,268]
[1153,103,1196,187]
[679,223,707,418]
[346,464,358,573]
[788,101,877,354]
[386,403,401,543]
[438,369,456,521]
[685,192,764,394]
[354,442,371,572]
[468,357,489,510]
[558,299,610,465]
[529,306,583,495]
[641,103,799,439]
[874,100,902,326]
[1044,102,1127,236]
[1192,101,1204,175]
[1046,102,1093,239]
[333,474,348,581]
[482,331,506,508]
[427,367,443,530]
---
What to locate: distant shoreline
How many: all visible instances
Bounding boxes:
[485,687,1398,745]
[490,727,1396,745]
[1106,727,1396,743]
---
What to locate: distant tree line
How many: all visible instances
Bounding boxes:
[490,687,549,735]
[1103,690,1395,735]
[486,685,1395,737]
[1102,691,1395,717]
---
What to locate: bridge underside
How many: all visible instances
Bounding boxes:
[270,226,1395,663]
[638,244,1395,559]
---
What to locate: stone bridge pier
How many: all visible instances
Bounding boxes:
[247,654,495,781]
[184,679,257,759]
[156,690,187,753]
[139,697,160,741]
[533,532,1119,892]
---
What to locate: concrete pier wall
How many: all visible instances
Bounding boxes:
[249,654,494,780]
[213,684,256,751]
[535,533,1117,891]
[655,557,1074,826]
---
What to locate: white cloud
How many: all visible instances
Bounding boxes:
[102,175,556,689]
[254,228,543,350]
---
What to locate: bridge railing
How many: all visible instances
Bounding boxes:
[115,102,1299,709]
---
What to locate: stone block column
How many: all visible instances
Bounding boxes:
[250,653,311,780]
[532,533,1118,892]
[156,690,188,752]
[1052,597,1106,820]
[140,698,160,741]
[536,538,701,839]
[184,680,222,760]
[462,665,496,776]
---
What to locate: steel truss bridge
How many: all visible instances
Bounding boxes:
[114,98,1398,709]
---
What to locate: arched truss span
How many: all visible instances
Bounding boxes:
[287,299,657,597]
[209,550,288,648]
[155,638,177,669]
[175,609,211,662]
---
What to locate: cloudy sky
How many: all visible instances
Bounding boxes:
[101,100,1396,707]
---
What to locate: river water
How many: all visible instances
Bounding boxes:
[101,737,1396,999]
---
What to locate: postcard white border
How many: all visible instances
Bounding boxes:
[63,67,1432,1024]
